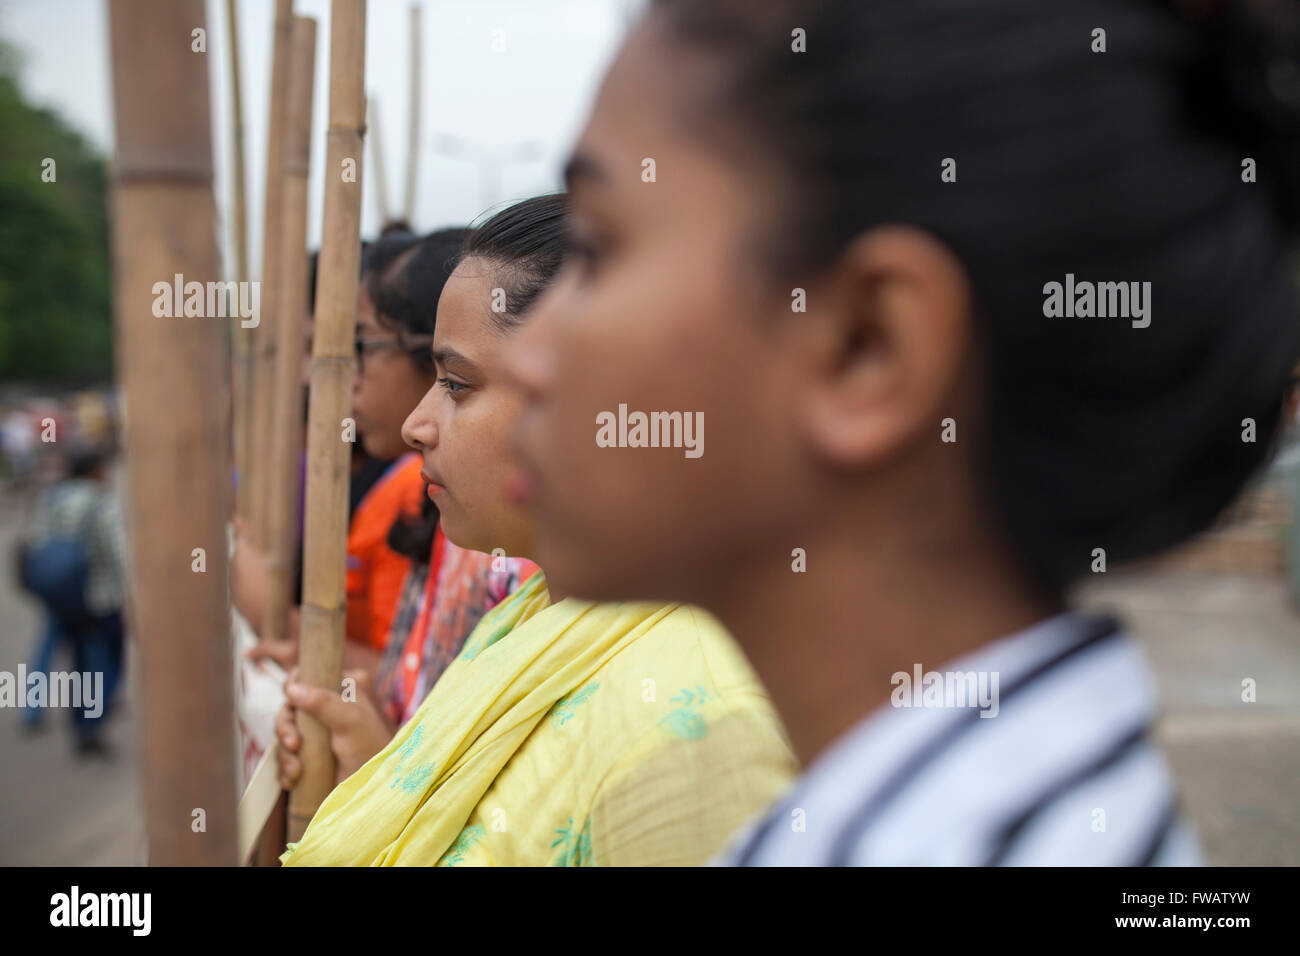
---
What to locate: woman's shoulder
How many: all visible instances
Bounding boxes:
[601,603,770,693]
[456,600,795,865]
[578,602,786,743]
[572,605,797,865]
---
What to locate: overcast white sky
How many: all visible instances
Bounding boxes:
[0,0,639,277]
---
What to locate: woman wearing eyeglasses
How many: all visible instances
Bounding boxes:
[237,233,459,672]
[345,231,451,657]
[233,232,443,663]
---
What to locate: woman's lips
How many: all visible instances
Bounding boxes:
[421,471,446,498]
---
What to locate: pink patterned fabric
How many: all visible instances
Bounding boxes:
[377,528,538,726]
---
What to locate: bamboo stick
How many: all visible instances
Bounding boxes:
[403,3,421,225]
[226,0,255,520]
[225,0,250,285]
[107,0,238,865]
[263,15,317,650]
[251,0,295,543]
[290,0,367,842]
[368,95,391,227]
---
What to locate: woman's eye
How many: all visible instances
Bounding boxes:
[438,377,467,395]
[567,236,606,278]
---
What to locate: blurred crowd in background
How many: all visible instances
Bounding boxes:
[2,391,117,487]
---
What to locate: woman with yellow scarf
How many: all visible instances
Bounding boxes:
[282,195,795,866]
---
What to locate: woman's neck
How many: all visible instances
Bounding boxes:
[525,561,568,603]
[707,523,1059,768]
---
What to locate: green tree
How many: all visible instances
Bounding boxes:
[0,39,112,385]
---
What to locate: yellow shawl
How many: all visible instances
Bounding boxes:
[282,572,795,865]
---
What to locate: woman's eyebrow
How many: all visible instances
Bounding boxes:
[431,346,477,375]
[563,150,607,193]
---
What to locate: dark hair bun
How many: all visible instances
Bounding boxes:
[1175,0,1300,228]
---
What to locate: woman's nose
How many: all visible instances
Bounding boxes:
[401,387,438,451]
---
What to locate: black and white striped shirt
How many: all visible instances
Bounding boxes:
[717,613,1202,865]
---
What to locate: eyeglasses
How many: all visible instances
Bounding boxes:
[353,333,436,372]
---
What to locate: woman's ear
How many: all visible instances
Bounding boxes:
[795,225,972,469]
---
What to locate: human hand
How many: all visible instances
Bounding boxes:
[276,668,394,788]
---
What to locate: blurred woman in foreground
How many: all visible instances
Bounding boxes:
[505,0,1300,864]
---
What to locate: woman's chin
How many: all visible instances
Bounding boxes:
[437,512,486,555]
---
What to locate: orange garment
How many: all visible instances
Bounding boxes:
[345,453,426,650]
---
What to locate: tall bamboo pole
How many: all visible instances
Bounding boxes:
[251,0,295,543]
[290,0,367,842]
[107,0,238,865]
[403,3,421,225]
[368,95,391,227]
[226,0,255,519]
[224,0,250,285]
[263,16,316,649]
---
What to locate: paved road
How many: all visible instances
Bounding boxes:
[1076,572,1300,865]
[1,486,1297,865]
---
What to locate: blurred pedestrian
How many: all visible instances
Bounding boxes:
[17,443,128,753]
[2,405,37,486]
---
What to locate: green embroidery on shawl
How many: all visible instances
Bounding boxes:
[459,616,513,663]
[549,682,600,728]
[658,685,714,740]
[460,578,539,662]
[671,686,713,707]
[396,762,436,794]
[390,724,436,793]
[551,817,593,866]
[390,724,423,784]
[437,824,486,867]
